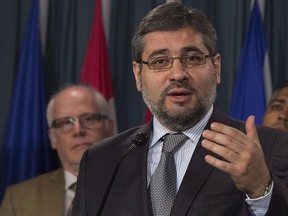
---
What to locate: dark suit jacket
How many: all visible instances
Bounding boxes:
[73,107,288,216]
[0,168,65,216]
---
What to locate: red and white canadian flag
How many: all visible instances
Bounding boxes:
[80,0,117,132]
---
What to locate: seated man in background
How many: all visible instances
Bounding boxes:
[263,81,288,131]
[0,84,114,216]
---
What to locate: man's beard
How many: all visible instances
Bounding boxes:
[141,76,217,131]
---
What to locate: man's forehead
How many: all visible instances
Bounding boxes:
[142,29,207,56]
[270,87,288,104]
[271,98,288,104]
[147,46,206,57]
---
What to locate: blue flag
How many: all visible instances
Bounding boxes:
[0,0,58,201]
[229,0,268,124]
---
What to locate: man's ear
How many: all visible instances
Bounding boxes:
[213,54,221,84]
[132,61,142,92]
[48,129,57,150]
[107,119,114,136]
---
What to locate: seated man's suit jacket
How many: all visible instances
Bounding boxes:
[73,107,288,216]
[0,168,65,216]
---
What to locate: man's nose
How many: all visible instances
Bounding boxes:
[169,58,188,82]
[278,107,288,121]
[72,119,86,135]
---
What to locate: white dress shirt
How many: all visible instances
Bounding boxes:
[64,170,77,216]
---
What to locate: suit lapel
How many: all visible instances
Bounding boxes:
[120,123,152,216]
[41,168,65,216]
[171,107,231,216]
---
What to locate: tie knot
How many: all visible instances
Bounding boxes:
[69,182,77,192]
[162,133,188,154]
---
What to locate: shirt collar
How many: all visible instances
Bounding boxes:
[64,169,77,190]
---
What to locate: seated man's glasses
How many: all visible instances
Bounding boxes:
[141,52,211,72]
[51,113,107,133]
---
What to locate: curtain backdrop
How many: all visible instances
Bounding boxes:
[1,0,288,155]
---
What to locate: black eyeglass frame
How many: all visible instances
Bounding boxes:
[140,52,212,71]
[51,113,108,133]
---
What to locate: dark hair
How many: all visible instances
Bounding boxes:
[277,80,288,91]
[268,80,288,105]
[132,2,218,63]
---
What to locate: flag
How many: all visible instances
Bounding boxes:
[0,0,58,201]
[257,0,272,105]
[144,108,153,123]
[80,0,117,133]
[229,0,271,124]
[101,0,111,41]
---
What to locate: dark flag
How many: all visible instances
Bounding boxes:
[229,0,271,124]
[0,0,58,201]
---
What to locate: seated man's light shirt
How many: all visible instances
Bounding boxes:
[64,170,77,215]
[147,105,271,216]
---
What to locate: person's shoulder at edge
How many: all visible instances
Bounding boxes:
[4,168,64,192]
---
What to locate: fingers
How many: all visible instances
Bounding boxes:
[201,115,270,196]
[202,115,258,151]
[245,115,259,144]
[201,115,258,173]
[202,122,247,156]
[202,137,240,174]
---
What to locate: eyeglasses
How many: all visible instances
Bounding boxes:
[141,52,211,71]
[51,113,107,133]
